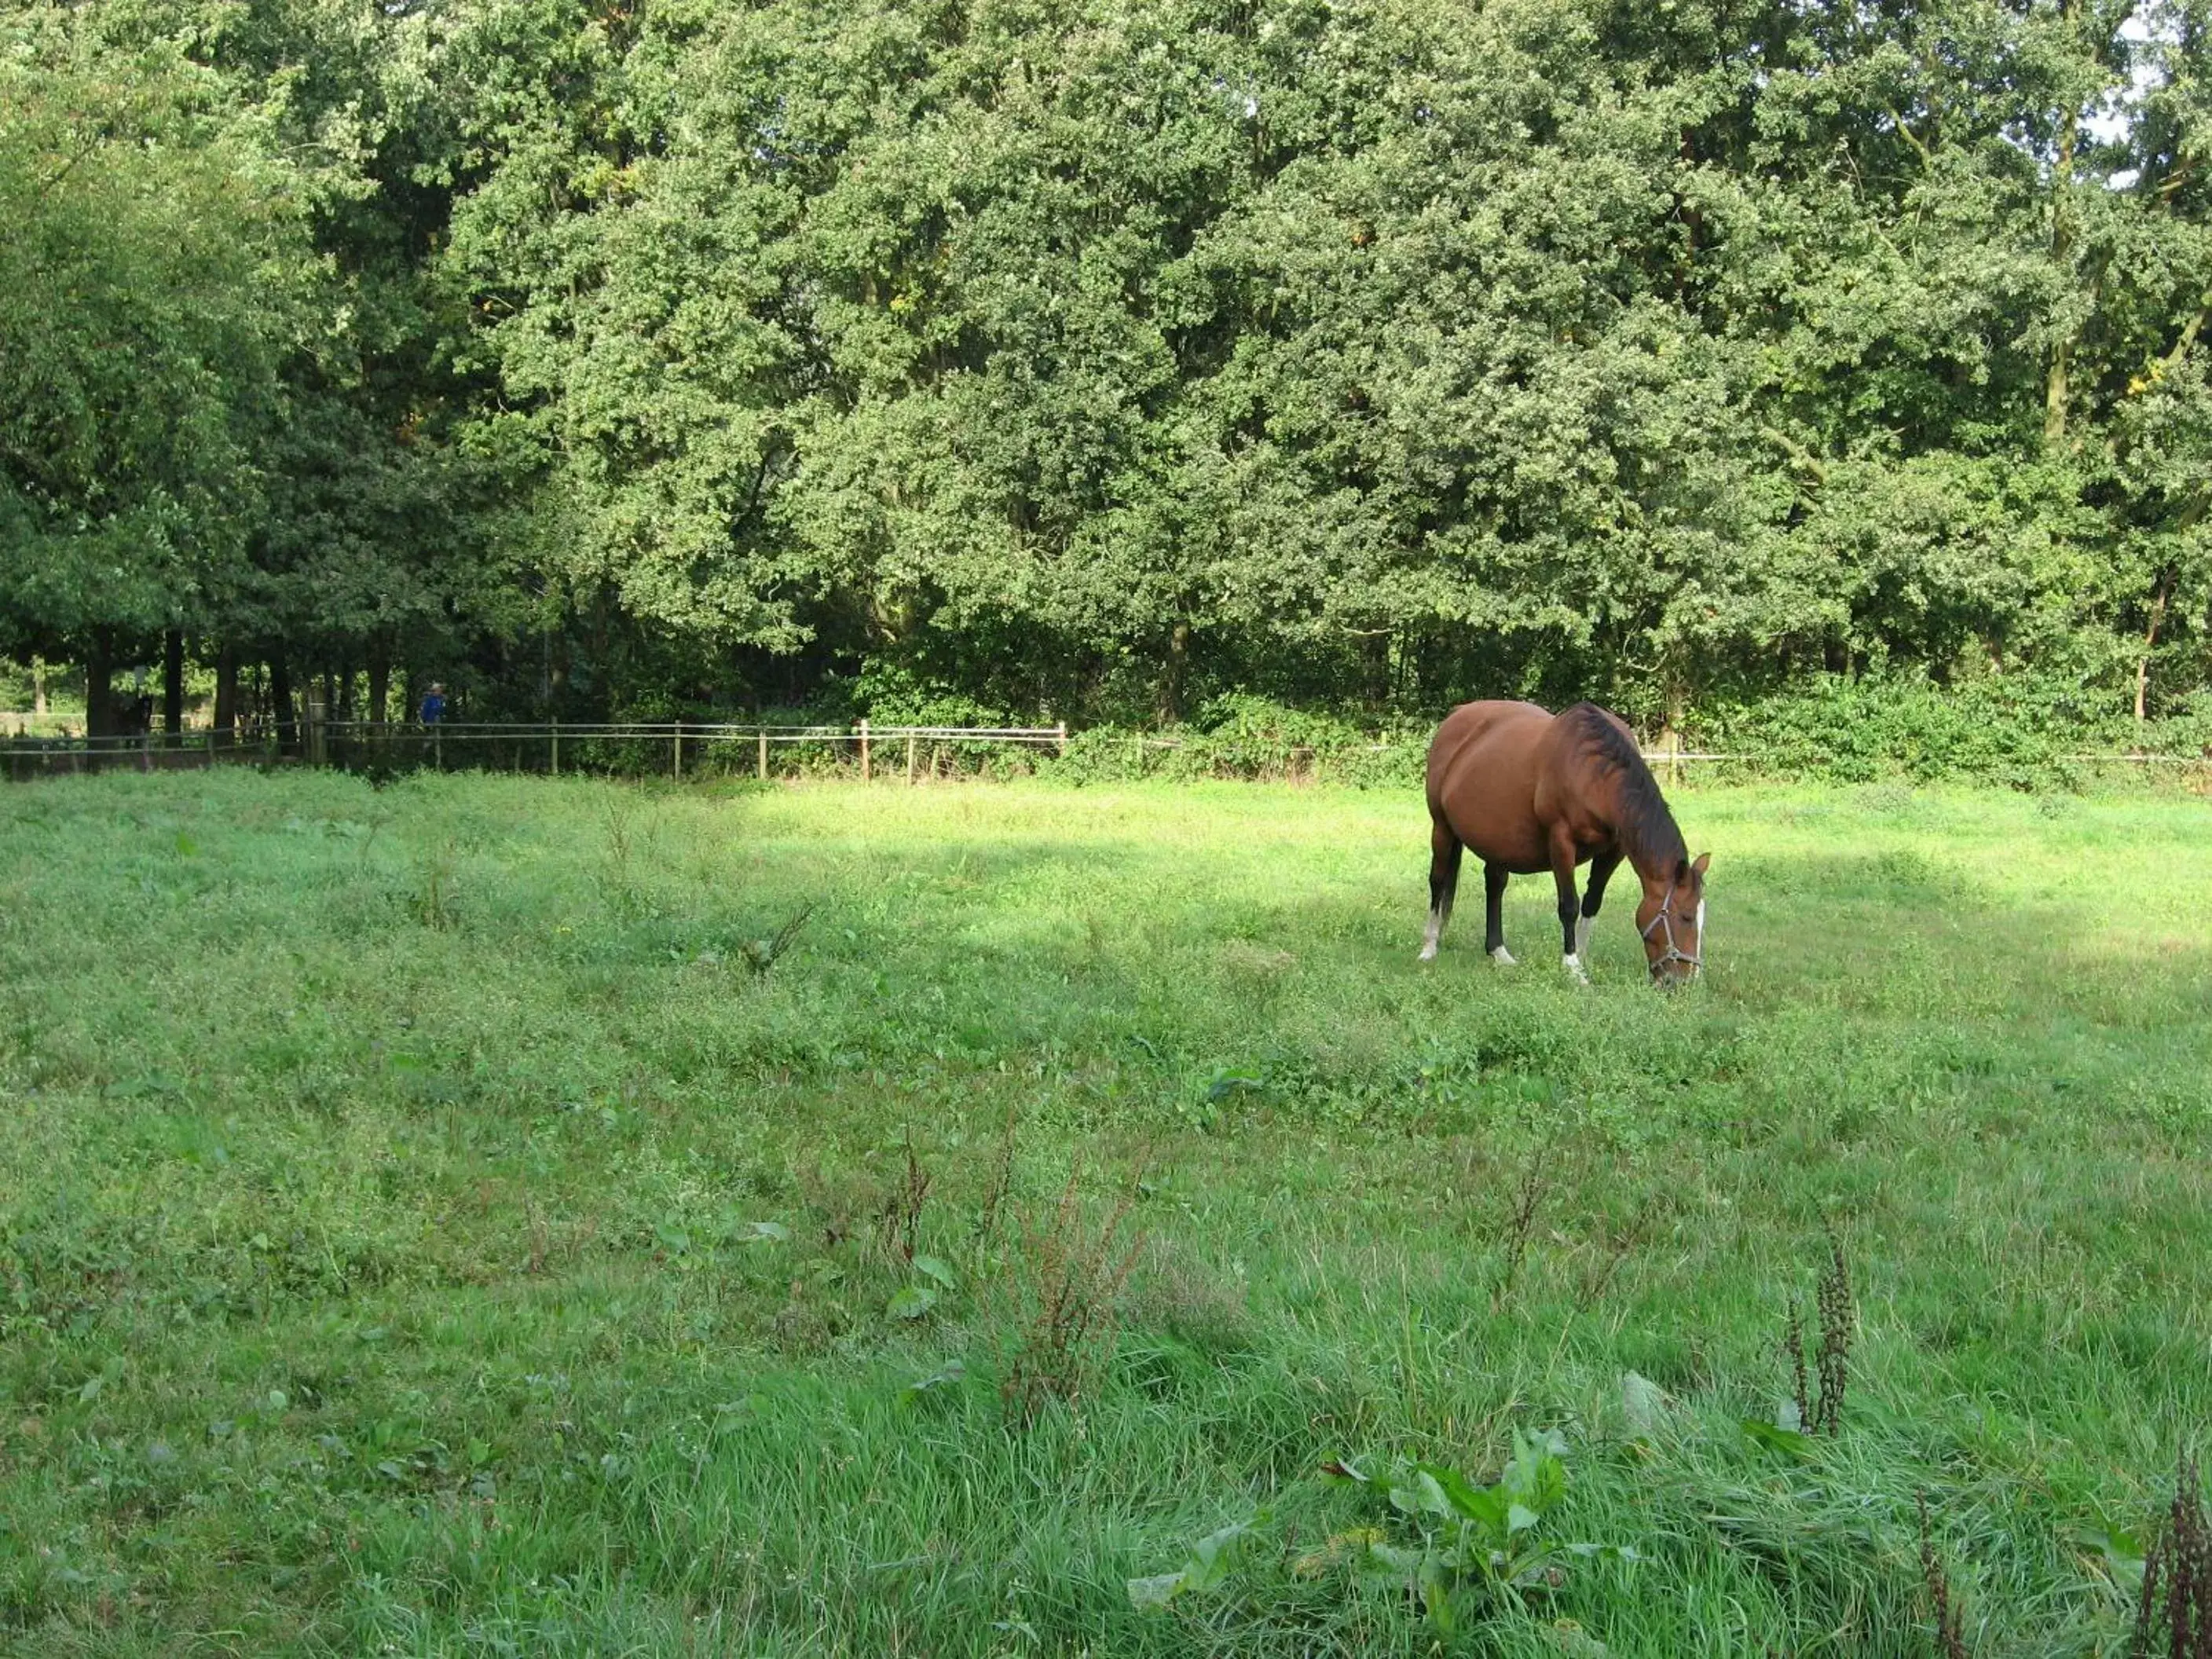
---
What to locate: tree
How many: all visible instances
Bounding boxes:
[0,7,305,727]
[8,0,2210,735]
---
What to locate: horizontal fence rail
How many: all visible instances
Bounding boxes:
[0,719,1072,784]
[2,716,2206,784]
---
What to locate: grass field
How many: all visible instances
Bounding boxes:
[3,768,2210,1656]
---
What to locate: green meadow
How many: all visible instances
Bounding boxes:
[3,769,2210,1656]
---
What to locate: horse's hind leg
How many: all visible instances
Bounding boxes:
[1419,822,1462,961]
[1484,862,1515,965]
[1549,827,1589,983]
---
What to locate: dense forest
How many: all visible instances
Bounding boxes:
[3,0,2210,745]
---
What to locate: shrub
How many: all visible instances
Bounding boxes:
[1696,672,2126,788]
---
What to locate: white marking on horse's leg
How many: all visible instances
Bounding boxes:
[1573,914,1591,962]
[1562,953,1589,983]
[1419,909,1442,961]
[1490,946,1517,966]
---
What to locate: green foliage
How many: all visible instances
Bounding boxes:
[408,0,2212,725]
[0,5,306,657]
[12,0,2212,742]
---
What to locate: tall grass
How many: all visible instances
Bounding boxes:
[2,769,2209,1654]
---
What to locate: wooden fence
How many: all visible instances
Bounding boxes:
[3,714,2205,786]
[0,719,1069,784]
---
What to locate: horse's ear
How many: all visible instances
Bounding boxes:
[1690,852,1711,879]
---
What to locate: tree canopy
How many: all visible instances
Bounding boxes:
[5,0,2210,734]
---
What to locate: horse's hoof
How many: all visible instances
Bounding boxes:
[1562,954,1590,984]
[1417,943,1438,962]
[1489,947,1517,966]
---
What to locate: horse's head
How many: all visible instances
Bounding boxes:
[1637,853,1708,986]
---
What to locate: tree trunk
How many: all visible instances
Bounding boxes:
[163,629,185,736]
[85,637,114,738]
[2045,16,2079,449]
[271,655,296,754]
[2045,336,2071,448]
[335,665,354,775]
[214,648,238,745]
[1159,619,1190,723]
[2136,569,2174,725]
[31,657,47,717]
[368,652,390,728]
[1362,632,1391,711]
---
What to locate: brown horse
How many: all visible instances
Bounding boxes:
[1420,701,1708,984]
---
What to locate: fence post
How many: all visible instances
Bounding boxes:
[551,718,559,778]
[672,723,683,780]
[859,718,870,782]
[757,727,767,782]
[906,731,917,785]
[1057,720,1068,756]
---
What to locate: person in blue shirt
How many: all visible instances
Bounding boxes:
[419,683,446,727]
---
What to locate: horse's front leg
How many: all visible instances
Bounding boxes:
[1548,829,1588,983]
[1577,847,1623,966]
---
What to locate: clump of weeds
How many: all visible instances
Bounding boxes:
[973,1098,1022,1242]
[411,837,459,928]
[874,1132,932,1267]
[1918,1492,1968,1658]
[736,904,811,979]
[1782,1224,1855,1435]
[1130,1430,1632,1639]
[2133,1453,2211,1657]
[1001,1158,1144,1425]
[1489,1137,1554,1314]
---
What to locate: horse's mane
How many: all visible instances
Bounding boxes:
[1558,703,1688,877]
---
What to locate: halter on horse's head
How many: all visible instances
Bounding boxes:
[1635,853,1709,985]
